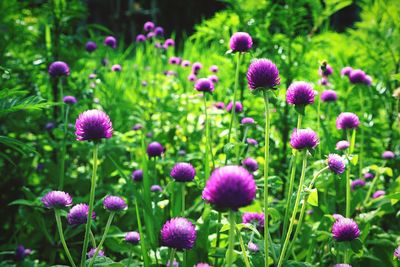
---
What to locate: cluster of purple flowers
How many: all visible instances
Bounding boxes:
[317,62,339,102]
[341,66,372,86]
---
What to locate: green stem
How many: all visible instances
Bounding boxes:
[80,144,99,267]
[203,93,211,181]
[344,248,349,264]
[169,248,176,267]
[227,210,236,267]
[182,183,185,216]
[214,213,222,267]
[358,89,365,178]
[89,230,96,248]
[317,99,321,158]
[363,161,386,206]
[59,105,69,190]
[127,249,133,267]
[55,209,76,267]
[237,126,249,163]
[134,196,150,267]
[263,91,271,267]
[236,227,251,267]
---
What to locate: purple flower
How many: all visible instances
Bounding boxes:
[333,214,344,221]
[248,242,259,252]
[154,26,164,36]
[48,61,70,77]
[63,95,77,104]
[151,185,163,192]
[319,64,333,76]
[103,196,127,211]
[341,67,353,77]
[351,179,366,190]
[208,75,218,84]
[318,77,330,86]
[67,203,95,225]
[89,73,96,79]
[15,245,31,261]
[104,36,117,48]
[334,264,352,267]
[167,259,179,267]
[188,73,197,82]
[336,112,360,129]
[202,166,256,211]
[242,212,264,230]
[209,65,218,73]
[214,102,225,110]
[136,34,146,43]
[132,169,143,182]
[286,81,315,106]
[336,140,350,150]
[372,190,386,199]
[349,69,366,84]
[45,122,56,130]
[247,59,280,90]
[320,90,338,102]
[132,123,143,131]
[87,247,104,259]
[42,191,72,209]
[192,62,203,74]
[144,21,155,32]
[170,162,196,182]
[147,32,155,39]
[181,60,190,67]
[394,246,400,260]
[125,231,140,244]
[164,38,175,47]
[147,141,164,157]
[382,150,395,159]
[229,32,253,52]
[141,81,148,87]
[194,78,214,93]
[364,75,372,86]
[327,154,346,174]
[169,57,181,65]
[86,41,97,52]
[246,138,258,146]
[161,217,197,250]
[75,110,113,141]
[111,64,122,72]
[241,117,255,125]
[290,128,319,150]
[242,157,259,172]
[194,263,212,267]
[364,172,375,180]
[226,101,243,113]
[332,218,360,242]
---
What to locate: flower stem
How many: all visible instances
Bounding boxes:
[358,88,365,178]
[169,248,176,267]
[363,161,386,206]
[54,209,76,267]
[345,130,356,217]
[134,196,150,267]
[203,93,211,181]
[182,183,185,216]
[263,90,270,267]
[80,144,99,267]
[236,227,251,267]
[227,210,236,267]
[344,248,349,263]
[89,230,96,248]
[127,249,133,267]
[59,105,69,190]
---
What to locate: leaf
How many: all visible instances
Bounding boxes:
[384,167,393,177]
[220,223,230,233]
[350,154,359,166]
[8,199,37,207]
[350,238,363,254]
[307,188,318,207]
[294,105,305,116]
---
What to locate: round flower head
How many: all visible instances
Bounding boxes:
[336,140,350,150]
[214,102,225,110]
[208,75,218,84]
[161,217,197,250]
[286,81,315,106]
[48,61,70,77]
[170,162,196,182]
[147,141,164,158]
[363,75,372,86]
[372,190,385,199]
[151,185,163,192]
[67,203,96,225]
[45,122,56,130]
[164,38,175,47]
[319,64,333,76]
[242,212,264,230]
[63,95,77,104]
[42,191,72,208]
[336,112,360,129]
[104,36,117,48]
[169,57,181,65]
[242,157,259,172]
[147,32,155,39]
[248,242,259,252]
[334,264,352,267]
[132,169,143,182]
[247,138,258,146]
[111,64,122,72]
[125,231,140,244]
[229,32,253,52]
[192,62,203,74]
[333,214,344,221]
[327,154,346,174]
[318,77,329,86]
[132,123,143,131]
[341,66,353,77]
[181,60,190,67]
[194,263,212,267]
[349,69,366,84]
[143,21,155,31]
[89,73,96,79]
[290,128,319,150]
[394,246,400,260]
[103,196,127,211]
[226,101,243,113]
[75,109,113,141]
[247,59,280,90]
[136,34,146,43]
[188,73,197,82]
[332,218,360,242]
[202,166,256,211]
[321,90,338,102]
[364,172,375,180]
[382,150,395,159]
[154,26,164,36]
[351,179,366,190]
[15,245,31,261]
[195,78,214,93]
[86,41,97,52]
[87,247,104,259]
[241,117,255,125]
[210,65,218,73]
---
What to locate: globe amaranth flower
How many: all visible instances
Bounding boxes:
[154,26,164,36]
[67,203,96,225]
[188,73,197,82]
[341,67,353,77]
[42,191,72,208]
[104,36,117,48]
[327,154,346,174]
[147,141,164,157]
[170,162,196,182]
[333,264,352,267]
[143,21,155,31]
[15,245,32,261]
[372,190,385,199]
[103,196,127,211]
[178,149,186,156]
[248,242,259,252]
[136,34,146,43]
[210,65,218,73]
[321,90,338,102]
[161,217,197,250]
[125,231,140,245]
[214,102,225,110]
[350,179,366,190]
[147,32,155,39]
[332,218,360,242]
[87,248,105,259]
[242,212,264,230]
[349,69,366,84]
[394,246,400,260]
[336,112,360,129]
[151,185,163,192]
[45,122,56,130]
[111,64,122,72]
[85,41,97,52]
[319,64,333,76]
[75,109,113,141]
[131,169,143,182]
[246,138,258,146]
[208,75,218,84]
[89,73,96,79]
[247,59,280,90]
[169,57,181,65]
[286,81,315,106]
[333,214,344,221]
[195,78,214,93]
[202,166,256,211]
[336,140,350,151]
[290,128,319,150]
[48,61,70,77]
[382,150,395,159]
[363,75,372,86]
[194,263,212,267]
[364,172,375,180]
[132,123,143,131]
[167,259,179,267]
[242,157,259,172]
[318,77,329,86]
[192,62,203,74]
[63,95,77,104]
[181,60,190,67]
[164,38,175,47]
[229,32,253,52]
[241,117,255,125]
[226,101,243,113]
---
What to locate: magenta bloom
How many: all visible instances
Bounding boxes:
[333,264,352,267]
[382,150,395,159]
[170,162,196,182]
[132,169,143,182]
[42,191,72,209]
[241,117,255,125]
[164,38,175,47]
[48,61,70,77]
[151,185,163,192]
[290,128,319,150]
[226,101,243,113]
[372,190,386,199]
[85,41,97,52]
[394,246,400,260]
[103,196,127,211]
[154,26,164,36]
[63,95,77,104]
[87,248,104,259]
[246,138,258,146]
[320,90,338,102]
[132,123,143,131]
[229,32,253,52]
[364,172,375,180]
[75,110,113,141]
[327,154,346,174]
[161,217,197,250]
[194,263,212,267]
[363,75,372,86]
[247,59,280,90]
[351,179,366,190]
[242,157,259,172]
[341,66,353,77]
[286,81,315,106]
[147,141,164,157]
[67,203,95,225]
[214,102,225,110]
[111,64,122,72]
[147,32,155,39]
[15,245,31,261]
[318,77,329,86]
[104,36,117,48]
[181,60,190,67]
[167,260,179,267]
[248,242,259,252]
[202,166,256,211]
[143,21,155,31]
[192,62,203,74]
[169,57,181,65]
[208,75,218,84]
[195,78,214,93]
[333,214,344,221]
[332,218,360,242]
[136,34,146,43]
[336,140,350,150]
[319,64,333,76]
[336,112,360,129]
[209,65,218,73]
[188,73,197,82]
[125,231,140,244]
[242,212,264,230]
[349,69,366,84]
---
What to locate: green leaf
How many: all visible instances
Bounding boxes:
[307,188,318,207]
[350,154,359,166]
[350,238,363,255]
[294,105,305,116]
[220,223,230,233]
[8,199,37,207]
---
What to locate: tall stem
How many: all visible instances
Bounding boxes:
[169,248,176,267]
[181,183,185,215]
[317,99,321,158]
[345,130,356,217]
[358,89,365,178]
[227,210,236,267]
[263,91,270,267]
[236,227,251,267]
[203,93,211,181]
[363,161,386,205]
[134,196,150,267]
[55,209,76,267]
[80,144,99,267]
[59,105,69,190]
